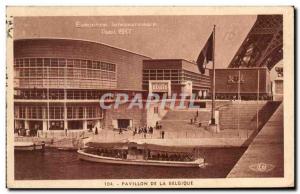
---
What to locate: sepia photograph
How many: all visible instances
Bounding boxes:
[6,6,294,188]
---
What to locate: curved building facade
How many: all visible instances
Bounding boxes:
[14,38,150,131]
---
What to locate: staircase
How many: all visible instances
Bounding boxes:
[157,101,281,139]
[218,101,281,131]
[159,110,211,136]
[219,103,263,130]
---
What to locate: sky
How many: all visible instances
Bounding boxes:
[14,15,257,68]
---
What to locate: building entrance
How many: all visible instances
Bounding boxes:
[117,119,130,129]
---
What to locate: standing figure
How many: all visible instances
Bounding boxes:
[162,131,165,139]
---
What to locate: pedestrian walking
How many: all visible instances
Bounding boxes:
[95,127,98,135]
[162,131,165,139]
[64,128,68,136]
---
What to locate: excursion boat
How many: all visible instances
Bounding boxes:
[78,141,204,168]
[14,141,45,151]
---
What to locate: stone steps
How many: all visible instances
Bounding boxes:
[159,110,211,132]
[219,103,266,130]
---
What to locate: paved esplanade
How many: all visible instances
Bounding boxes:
[227,104,283,177]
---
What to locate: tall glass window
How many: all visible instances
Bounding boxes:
[14,57,117,90]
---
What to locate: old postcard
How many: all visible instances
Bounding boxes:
[6,6,294,188]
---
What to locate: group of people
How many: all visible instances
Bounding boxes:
[148,152,193,162]
[88,126,99,135]
[131,122,166,139]
[85,148,193,162]
[132,126,154,138]
[15,128,38,137]
[86,148,128,159]
[85,148,193,161]
[155,121,162,129]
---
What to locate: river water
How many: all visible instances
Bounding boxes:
[15,147,246,180]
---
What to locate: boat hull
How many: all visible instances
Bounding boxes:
[14,142,45,151]
[78,150,204,168]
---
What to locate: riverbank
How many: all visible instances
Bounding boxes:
[15,129,251,149]
[227,104,284,178]
[14,133,93,150]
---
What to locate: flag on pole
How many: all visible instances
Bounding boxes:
[196,32,213,74]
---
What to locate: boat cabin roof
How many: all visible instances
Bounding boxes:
[86,142,195,154]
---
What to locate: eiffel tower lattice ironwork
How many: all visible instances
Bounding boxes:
[228,15,283,70]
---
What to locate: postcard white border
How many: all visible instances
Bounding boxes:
[6,6,294,188]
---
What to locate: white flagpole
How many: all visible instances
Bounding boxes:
[238,69,240,137]
[256,69,260,129]
[211,25,216,125]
